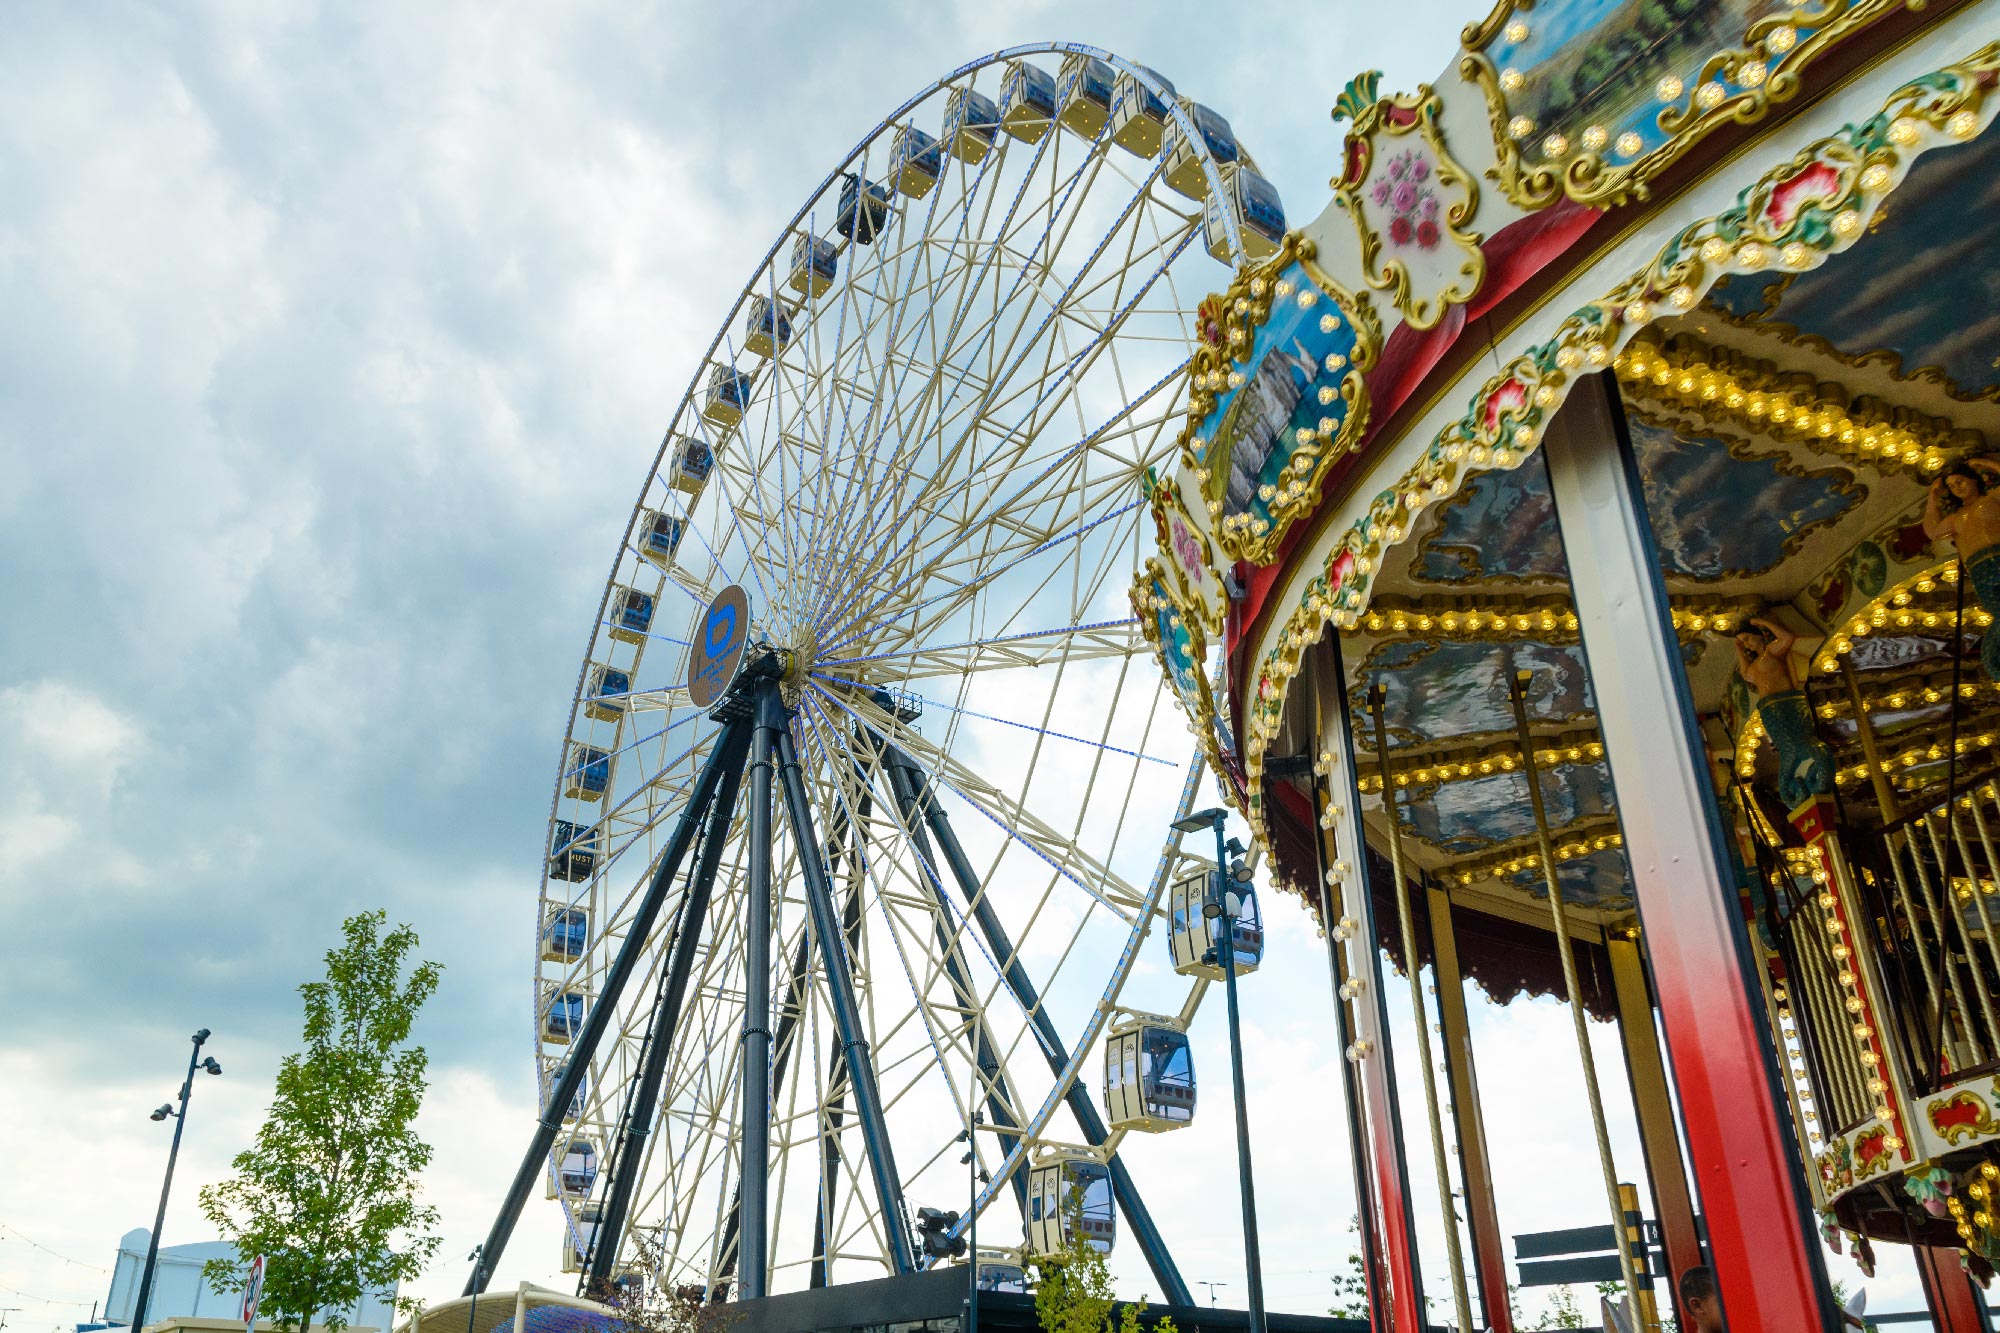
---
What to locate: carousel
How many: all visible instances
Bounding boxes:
[1136,2,2000,1330]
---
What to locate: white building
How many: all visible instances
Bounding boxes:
[92,1229,396,1333]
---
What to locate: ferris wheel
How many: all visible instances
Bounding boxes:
[491,44,1287,1305]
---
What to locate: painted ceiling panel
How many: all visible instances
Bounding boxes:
[1725,125,2000,400]
[1357,638,1593,746]
[1398,761,1616,855]
[1504,845,1634,909]
[1412,416,1859,584]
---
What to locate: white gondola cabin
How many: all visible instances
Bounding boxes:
[1203,163,1286,262]
[1055,54,1115,140]
[889,124,943,199]
[547,822,596,885]
[975,1259,1028,1294]
[584,663,630,722]
[743,294,794,358]
[998,60,1056,144]
[1109,66,1176,157]
[560,1201,605,1273]
[608,584,656,643]
[667,436,713,494]
[545,1056,587,1123]
[1104,1013,1195,1132]
[542,988,587,1044]
[789,233,838,297]
[1167,866,1264,979]
[941,87,1000,163]
[1162,100,1240,200]
[541,903,589,959]
[702,363,755,427]
[565,741,612,802]
[1027,1152,1114,1256]
[545,1136,598,1200]
[637,509,685,570]
[836,174,893,244]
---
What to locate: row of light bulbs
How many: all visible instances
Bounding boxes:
[1354,739,1607,794]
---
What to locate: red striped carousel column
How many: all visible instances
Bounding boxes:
[1541,373,1840,1332]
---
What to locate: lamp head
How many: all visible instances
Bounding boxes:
[192,1028,212,1044]
[150,1105,173,1122]
[202,1057,222,1076]
[1171,808,1225,834]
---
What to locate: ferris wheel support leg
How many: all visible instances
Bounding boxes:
[893,746,1194,1308]
[774,686,919,1276]
[465,712,755,1296]
[811,783,872,1289]
[585,722,753,1292]
[883,756,1032,1218]
[716,919,817,1292]
[736,681,788,1300]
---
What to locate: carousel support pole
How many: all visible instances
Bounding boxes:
[1540,370,1837,1331]
[1308,667,1391,1330]
[1424,881,1514,1333]
[1604,931,1701,1326]
[1317,637,1429,1333]
[1506,671,1644,1322]
[1368,687,1476,1333]
[1916,1245,1994,1333]
[1840,658,1901,822]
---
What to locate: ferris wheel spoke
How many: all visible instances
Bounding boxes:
[815,617,1142,679]
[814,343,1188,656]
[805,684,1141,921]
[800,136,1107,612]
[793,709,976,1096]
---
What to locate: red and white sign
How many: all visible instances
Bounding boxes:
[241,1255,265,1333]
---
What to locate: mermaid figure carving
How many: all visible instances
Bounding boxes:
[1736,614,1832,809]
[1923,455,2000,682]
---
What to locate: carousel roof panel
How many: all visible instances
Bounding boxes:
[1503,845,1633,911]
[1354,637,1593,748]
[1708,125,2000,403]
[1397,760,1617,857]
[1408,412,1862,587]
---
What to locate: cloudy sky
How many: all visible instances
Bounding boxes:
[0,2,1914,1328]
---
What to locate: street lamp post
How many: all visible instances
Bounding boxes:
[1173,810,1266,1333]
[958,1113,986,1333]
[132,1029,222,1333]
[465,1246,485,1333]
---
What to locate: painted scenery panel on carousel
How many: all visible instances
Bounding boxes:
[1503,845,1633,909]
[1626,413,1862,581]
[1190,257,1371,562]
[1410,415,1855,584]
[1359,638,1592,747]
[1703,269,1788,322]
[1726,126,2000,402]
[1465,0,1889,206]
[1400,761,1616,856]
[1413,462,1567,584]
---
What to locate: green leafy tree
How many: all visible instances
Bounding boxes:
[1029,1192,1176,1333]
[1325,1216,1368,1319]
[199,912,444,1333]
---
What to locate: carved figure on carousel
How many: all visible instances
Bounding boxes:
[1735,613,1833,810]
[1923,455,2000,682]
